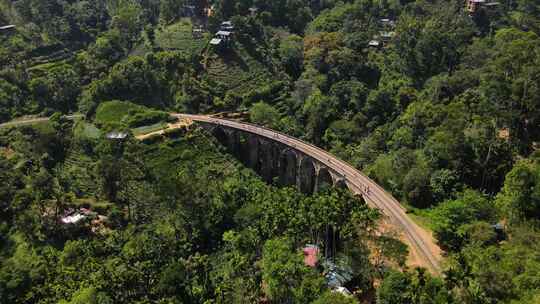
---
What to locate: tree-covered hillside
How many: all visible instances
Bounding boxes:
[1,0,540,303]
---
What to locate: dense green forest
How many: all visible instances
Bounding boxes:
[1,0,540,303]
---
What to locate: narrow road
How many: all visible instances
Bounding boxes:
[174,113,443,274]
[0,114,83,129]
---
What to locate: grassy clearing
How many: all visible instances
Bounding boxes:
[95,100,142,125]
[30,120,55,134]
[26,57,71,75]
[141,130,240,186]
[95,100,169,129]
[74,121,101,139]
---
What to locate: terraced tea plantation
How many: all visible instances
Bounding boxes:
[59,145,99,197]
[205,45,274,97]
[155,18,208,56]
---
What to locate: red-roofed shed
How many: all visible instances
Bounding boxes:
[303,245,319,267]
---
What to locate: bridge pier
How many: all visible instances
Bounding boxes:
[247,134,259,171]
[316,167,333,193]
[259,139,280,183]
[238,133,251,167]
[212,126,228,149]
[279,149,297,187]
[226,129,240,157]
[298,156,316,194]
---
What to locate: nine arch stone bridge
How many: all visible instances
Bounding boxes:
[174,114,442,274]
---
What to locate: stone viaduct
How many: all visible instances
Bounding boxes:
[174,113,443,275]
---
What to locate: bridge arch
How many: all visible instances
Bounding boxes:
[259,139,280,183]
[334,178,347,189]
[316,167,333,192]
[246,134,260,171]
[212,126,228,148]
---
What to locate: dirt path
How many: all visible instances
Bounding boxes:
[135,119,193,140]
[0,114,83,129]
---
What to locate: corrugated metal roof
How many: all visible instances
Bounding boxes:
[0,25,16,30]
[106,131,128,139]
[216,30,231,36]
[210,38,222,45]
[303,245,319,267]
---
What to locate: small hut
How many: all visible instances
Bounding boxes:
[368,40,381,48]
[210,38,222,46]
[0,25,15,33]
[467,0,500,14]
[216,30,232,41]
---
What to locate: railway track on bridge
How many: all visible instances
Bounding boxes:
[175,113,443,274]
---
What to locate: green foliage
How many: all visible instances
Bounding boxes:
[94,100,169,128]
[28,63,81,113]
[73,121,101,139]
[261,237,325,303]
[249,101,280,128]
[394,2,475,83]
[59,286,112,304]
[0,236,46,303]
[312,291,359,304]
[308,2,354,33]
[377,270,412,304]
[377,269,453,304]
[0,79,25,123]
[278,33,304,78]
[204,43,275,107]
[430,190,496,251]
[496,158,540,222]
[447,224,540,304]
